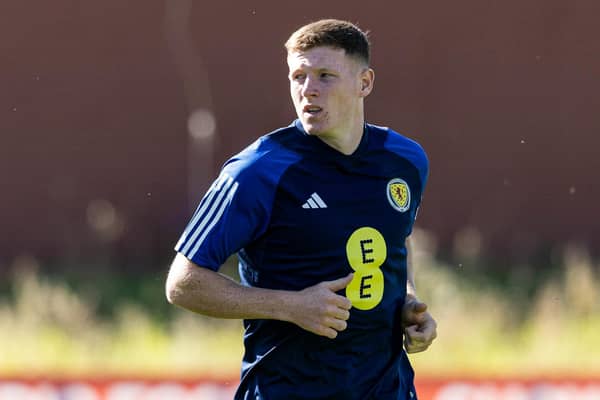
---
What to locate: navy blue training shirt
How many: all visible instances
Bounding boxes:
[175,120,429,400]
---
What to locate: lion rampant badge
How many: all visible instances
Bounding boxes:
[387,178,410,212]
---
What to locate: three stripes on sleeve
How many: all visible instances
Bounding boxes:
[175,172,239,261]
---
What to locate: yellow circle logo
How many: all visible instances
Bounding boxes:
[387,178,410,212]
[345,227,387,310]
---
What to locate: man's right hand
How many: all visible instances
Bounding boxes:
[167,255,354,339]
[285,273,354,339]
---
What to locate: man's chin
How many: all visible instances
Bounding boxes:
[300,120,324,136]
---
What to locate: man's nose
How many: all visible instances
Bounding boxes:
[301,77,319,97]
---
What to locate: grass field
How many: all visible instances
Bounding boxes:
[1,230,598,378]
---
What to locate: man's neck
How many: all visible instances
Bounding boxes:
[318,130,362,155]
[317,114,365,155]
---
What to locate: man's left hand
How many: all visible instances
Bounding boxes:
[402,296,437,354]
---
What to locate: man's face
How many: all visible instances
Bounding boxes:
[287,47,372,141]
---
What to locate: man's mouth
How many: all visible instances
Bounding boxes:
[303,105,323,115]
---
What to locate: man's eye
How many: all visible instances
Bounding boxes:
[293,74,306,81]
[320,72,333,79]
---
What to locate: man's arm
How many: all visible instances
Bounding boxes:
[402,237,438,353]
[165,253,353,339]
[406,237,418,299]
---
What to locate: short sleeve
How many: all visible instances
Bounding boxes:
[174,166,273,270]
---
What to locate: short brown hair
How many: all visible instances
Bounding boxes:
[285,19,370,65]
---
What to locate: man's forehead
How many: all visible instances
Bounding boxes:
[287,47,354,70]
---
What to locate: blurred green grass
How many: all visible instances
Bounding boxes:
[1,231,598,378]
[0,257,244,378]
[409,230,600,378]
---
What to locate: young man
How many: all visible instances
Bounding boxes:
[166,19,437,399]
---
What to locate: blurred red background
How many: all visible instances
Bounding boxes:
[1,0,599,270]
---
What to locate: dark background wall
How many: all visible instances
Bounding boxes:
[2,0,599,272]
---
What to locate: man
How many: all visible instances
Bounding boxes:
[166,19,437,399]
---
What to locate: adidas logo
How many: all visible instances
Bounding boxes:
[302,192,328,209]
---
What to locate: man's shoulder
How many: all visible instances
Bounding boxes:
[221,122,302,183]
[367,123,429,185]
[368,123,428,169]
[368,123,426,154]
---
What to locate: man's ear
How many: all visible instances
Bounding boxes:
[359,68,375,97]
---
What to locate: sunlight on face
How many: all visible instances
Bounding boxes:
[287,47,373,148]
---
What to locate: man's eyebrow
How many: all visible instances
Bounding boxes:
[289,64,307,72]
[289,65,339,74]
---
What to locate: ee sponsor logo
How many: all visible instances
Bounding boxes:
[345,227,386,310]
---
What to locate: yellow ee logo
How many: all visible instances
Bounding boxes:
[345,227,387,310]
